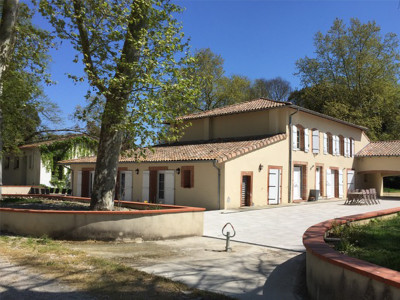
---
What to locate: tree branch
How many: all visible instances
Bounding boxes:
[72,0,106,93]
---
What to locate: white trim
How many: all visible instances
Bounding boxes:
[304,128,309,153]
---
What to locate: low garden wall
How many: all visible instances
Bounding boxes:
[2,186,40,194]
[0,194,205,240]
[303,208,400,300]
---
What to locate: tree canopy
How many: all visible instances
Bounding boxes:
[250,77,292,101]
[1,2,57,153]
[40,0,199,210]
[292,18,400,140]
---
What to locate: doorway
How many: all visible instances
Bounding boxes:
[241,172,253,206]
[268,168,281,205]
[293,166,302,200]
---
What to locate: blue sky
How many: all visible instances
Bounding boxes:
[31,0,400,128]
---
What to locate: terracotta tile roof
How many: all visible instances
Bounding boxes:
[356,140,400,157]
[20,134,91,149]
[173,98,368,131]
[175,98,290,121]
[59,133,286,164]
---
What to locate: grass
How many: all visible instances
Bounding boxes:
[332,214,400,272]
[0,197,43,204]
[0,234,231,299]
[383,187,400,193]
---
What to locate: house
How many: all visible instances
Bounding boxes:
[59,98,400,210]
[2,134,97,188]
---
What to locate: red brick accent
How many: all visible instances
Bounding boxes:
[303,207,400,289]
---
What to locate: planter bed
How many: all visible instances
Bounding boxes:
[0,194,204,241]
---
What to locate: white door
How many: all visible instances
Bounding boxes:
[268,169,280,205]
[339,170,343,198]
[316,167,321,192]
[142,171,149,202]
[293,166,302,200]
[120,171,132,201]
[326,169,334,198]
[347,170,355,192]
[164,170,175,205]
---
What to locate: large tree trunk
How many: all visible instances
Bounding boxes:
[89,1,149,211]
[0,0,19,200]
[89,94,126,210]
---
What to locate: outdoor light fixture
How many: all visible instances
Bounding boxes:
[258,164,264,172]
[176,168,181,174]
[135,168,139,175]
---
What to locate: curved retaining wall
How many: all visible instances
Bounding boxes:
[303,207,400,300]
[0,195,204,240]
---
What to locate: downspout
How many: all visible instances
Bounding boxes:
[288,108,299,203]
[212,160,221,210]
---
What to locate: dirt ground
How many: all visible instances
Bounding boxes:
[64,236,308,300]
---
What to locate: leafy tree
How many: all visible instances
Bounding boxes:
[0,1,56,198]
[250,77,292,101]
[293,18,400,140]
[190,48,252,111]
[40,0,199,210]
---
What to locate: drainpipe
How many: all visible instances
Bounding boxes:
[288,108,299,203]
[212,160,221,210]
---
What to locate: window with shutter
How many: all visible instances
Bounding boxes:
[327,133,333,155]
[304,128,309,153]
[312,129,319,154]
[339,135,344,156]
[181,166,194,188]
[292,125,298,150]
[323,133,327,154]
[351,138,355,157]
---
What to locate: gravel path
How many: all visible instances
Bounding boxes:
[0,256,95,300]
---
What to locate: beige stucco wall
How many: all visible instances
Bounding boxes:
[71,161,220,210]
[0,210,204,240]
[178,109,287,142]
[306,251,400,300]
[224,138,289,208]
[291,110,369,199]
[3,148,53,186]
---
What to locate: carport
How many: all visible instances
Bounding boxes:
[355,140,400,196]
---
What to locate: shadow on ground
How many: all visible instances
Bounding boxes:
[263,253,308,300]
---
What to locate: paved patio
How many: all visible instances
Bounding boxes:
[204,199,400,251]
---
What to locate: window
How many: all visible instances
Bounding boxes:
[293,124,307,151]
[350,138,355,157]
[158,173,165,199]
[312,129,319,154]
[181,166,194,188]
[339,135,344,156]
[4,157,10,169]
[327,133,333,155]
[14,157,19,169]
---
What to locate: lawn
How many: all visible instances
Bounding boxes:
[383,187,400,193]
[333,214,400,272]
[0,235,231,300]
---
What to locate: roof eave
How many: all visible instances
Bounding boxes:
[288,105,368,131]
